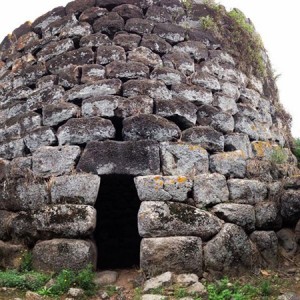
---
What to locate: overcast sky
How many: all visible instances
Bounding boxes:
[0,0,299,137]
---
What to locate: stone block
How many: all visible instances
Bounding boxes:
[160,142,209,176]
[7,157,32,178]
[212,203,255,232]
[81,64,106,83]
[93,12,125,35]
[57,117,115,145]
[163,52,194,76]
[141,34,172,54]
[128,46,163,68]
[150,67,186,85]
[191,72,221,91]
[32,146,81,177]
[33,204,96,237]
[0,241,27,270]
[58,65,80,88]
[153,23,185,43]
[112,4,143,19]
[182,126,224,153]
[50,174,100,205]
[227,179,268,204]
[77,140,160,175]
[135,175,192,202]
[224,133,253,158]
[79,7,108,23]
[146,5,172,23]
[0,210,17,240]
[123,114,180,142]
[141,237,202,276]
[65,0,96,14]
[138,201,223,240]
[96,45,126,65]
[194,173,229,208]
[255,201,282,230]
[280,190,300,224]
[32,239,96,272]
[125,18,153,35]
[213,94,238,115]
[113,32,141,51]
[106,61,149,79]
[210,150,246,178]
[80,32,112,47]
[0,139,25,160]
[174,41,208,61]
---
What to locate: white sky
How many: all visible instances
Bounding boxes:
[0,0,299,137]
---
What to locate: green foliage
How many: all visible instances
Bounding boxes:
[181,0,193,11]
[270,147,288,164]
[292,138,300,163]
[105,285,119,297]
[133,287,143,300]
[174,286,189,298]
[200,16,218,32]
[20,251,33,273]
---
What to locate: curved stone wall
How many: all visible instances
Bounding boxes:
[0,0,299,276]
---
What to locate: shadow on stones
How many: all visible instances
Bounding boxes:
[95,175,141,269]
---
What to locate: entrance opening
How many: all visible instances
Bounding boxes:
[95,175,141,269]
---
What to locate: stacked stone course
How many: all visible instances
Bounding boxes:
[0,0,299,276]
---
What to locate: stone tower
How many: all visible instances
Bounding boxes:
[0,0,299,276]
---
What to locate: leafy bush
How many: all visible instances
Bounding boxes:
[20,251,33,273]
[292,138,300,163]
[270,147,288,164]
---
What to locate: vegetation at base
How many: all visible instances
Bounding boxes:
[0,264,96,298]
[199,0,266,77]
[292,138,300,164]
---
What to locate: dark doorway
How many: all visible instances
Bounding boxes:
[95,175,141,269]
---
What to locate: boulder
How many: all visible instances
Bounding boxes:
[50,174,100,205]
[66,0,96,14]
[138,201,223,240]
[134,175,192,202]
[77,140,160,176]
[175,274,199,287]
[0,210,17,240]
[123,114,180,142]
[209,151,246,178]
[146,5,172,23]
[143,271,174,292]
[0,139,25,160]
[160,142,209,176]
[112,4,143,19]
[141,237,202,276]
[193,173,229,208]
[280,190,300,224]
[255,202,282,230]
[213,94,238,115]
[212,203,255,232]
[32,239,96,272]
[227,179,268,204]
[94,270,118,286]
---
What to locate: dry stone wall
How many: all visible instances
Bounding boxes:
[0,0,299,276]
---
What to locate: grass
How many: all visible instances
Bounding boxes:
[292,138,300,164]
[270,147,288,164]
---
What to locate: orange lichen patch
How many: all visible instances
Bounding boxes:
[188,145,201,151]
[252,141,273,157]
[177,176,187,183]
[154,176,162,180]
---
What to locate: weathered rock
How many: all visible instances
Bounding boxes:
[65,0,95,14]
[80,32,112,47]
[246,159,273,182]
[146,5,172,23]
[141,34,172,54]
[106,61,149,79]
[94,270,118,286]
[77,140,160,175]
[163,51,194,76]
[150,67,186,85]
[212,203,255,232]
[153,23,185,44]
[67,287,84,298]
[134,175,192,202]
[277,292,300,300]
[50,174,100,205]
[7,157,32,178]
[96,45,126,65]
[160,142,209,176]
[37,75,58,89]
[0,178,49,211]
[138,201,223,240]
[255,202,282,230]
[123,114,180,142]
[0,211,17,240]
[125,18,154,35]
[239,88,261,107]
[210,151,246,178]
[32,239,96,272]
[224,133,253,158]
[93,12,125,35]
[280,190,300,224]
[43,102,80,127]
[116,96,153,118]
[0,139,25,160]
[250,231,278,267]
[113,32,141,51]
[143,271,174,292]
[228,179,268,204]
[175,274,199,287]
[32,146,81,177]
[213,93,238,115]
[172,83,213,106]
[58,65,80,88]
[155,98,197,127]
[128,46,163,68]
[204,223,258,273]
[80,64,106,83]
[276,228,297,256]
[186,282,207,296]
[33,204,96,237]
[0,241,27,270]
[191,72,221,91]
[79,7,108,23]
[25,291,43,300]
[182,126,224,153]
[142,295,167,300]
[57,117,115,145]
[141,237,203,276]
[24,127,57,153]
[66,79,122,101]
[193,173,228,208]
[123,79,171,100]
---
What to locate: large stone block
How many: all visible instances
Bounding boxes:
[57,117,115,145]
[96,45,126,65]
[134,175,192,202]
[106,61,149,80]
[138,201,223,240]
[212,203,255,232]
[50,174,100,205]
[203,224,258,273]
[113,32,141,51]
[32,239,96,272]
[281,190,300,224]
[0,241,27,270]
[34,205,96,238]
[77,140,160,176]
[150,67,186,85]
[255,202,282,230]
[224,133,253,158]
[153,23,185,43]
[128,46,163,68]
[141,237,202,276]
[141,34,172,54]
[160,142,209,176]
[93,12,125,35]
[227,179,268,205]
[32,146,81,177]
[193,173,229,208]
[112,4,143,19]
[0,210,17,240]
[209,150,246,178]
[0,139,25,160]
[123,114,180,142]
[80,32,112,47]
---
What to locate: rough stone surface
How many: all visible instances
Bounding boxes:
[160,142,209,176]
[138,201,223,240]
[0,241,27,270]
[175,274,199,287]
[77,140,160,176]
[135,175,193,202]
[255,201,282,230]
[276,228,297,256]
[94,271,118,286]
[193,173,229,208]
[224,133,253,158]
[280,190,300,224]
[143,272,174,292]
[141,237,203,276]
[32,239,96,272]
[50,174,100,205]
